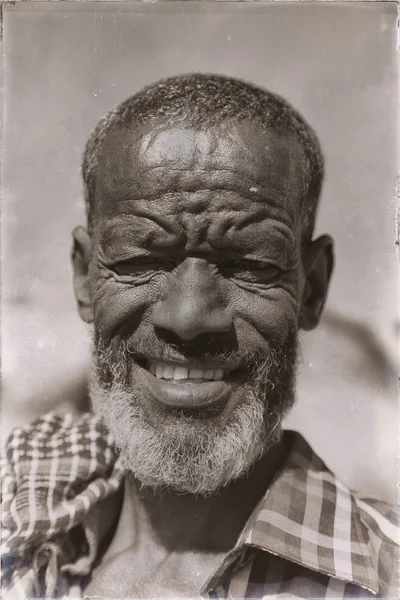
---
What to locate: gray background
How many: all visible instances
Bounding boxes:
[2,1,398,501]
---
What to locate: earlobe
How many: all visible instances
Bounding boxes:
[300,235,334,331]
[71,226,94,323]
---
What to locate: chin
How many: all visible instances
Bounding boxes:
[89,330,297,495]
[89,370,288,497]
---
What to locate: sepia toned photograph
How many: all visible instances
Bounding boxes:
[1,2,398,598]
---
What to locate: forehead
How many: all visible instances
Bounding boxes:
[94,120,306,211]
[92,122,307,261]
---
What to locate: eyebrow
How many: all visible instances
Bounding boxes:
[98,212,297,267]
[98,216,186,259]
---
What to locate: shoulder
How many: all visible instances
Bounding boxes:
[1,412,125,598]
[354,495,399,537]
[352,494,399,598]
[281,431,399,597]
[2,411,124,554]
[3,411,106,459]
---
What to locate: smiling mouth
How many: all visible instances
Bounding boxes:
[147,360,225,383]
[133,357,240,413]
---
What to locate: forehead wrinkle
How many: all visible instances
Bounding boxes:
[133,125,305,187]
[131,165,281,197]
[104,186,293,216]
[99,205,295,261]
[99,188,298,243]
[96,124,306,238]
[103,137,301,193]
[115,199,296,232]
[98,171,290,227]
[100,122,305,187]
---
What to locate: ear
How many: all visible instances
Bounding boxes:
[71,226,93,323]
[299,234,334,331]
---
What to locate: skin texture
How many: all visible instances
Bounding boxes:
[72,120,333,596]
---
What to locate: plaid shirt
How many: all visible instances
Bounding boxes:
[1,412,398,599]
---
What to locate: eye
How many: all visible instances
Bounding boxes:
[219,259,283,283]
[113,257,176,277]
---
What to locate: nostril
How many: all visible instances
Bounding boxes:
[151,300,233,341]
[155,323,204,342]
[153,327,184,349]
[153,327,239,358]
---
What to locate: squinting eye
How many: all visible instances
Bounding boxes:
[219,260,283,282]
[113,258,175,277]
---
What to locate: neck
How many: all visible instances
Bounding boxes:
[118,435,289,555]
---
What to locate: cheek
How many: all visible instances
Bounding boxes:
[231,287,300,347]
[90,270,163,339]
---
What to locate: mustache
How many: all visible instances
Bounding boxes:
[94,328,298,384]
[128,341,266,372]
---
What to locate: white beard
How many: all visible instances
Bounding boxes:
[89,330,297,496]
[89,371,285,496]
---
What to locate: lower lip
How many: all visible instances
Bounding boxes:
[134,363,233,411]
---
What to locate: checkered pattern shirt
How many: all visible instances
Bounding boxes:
[1,412,399,599]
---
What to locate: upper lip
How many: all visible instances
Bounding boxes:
[133,354,236,373]
[147,358,229,371]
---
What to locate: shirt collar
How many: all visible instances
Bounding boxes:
[3,413,381,597]
[204,430,380,595]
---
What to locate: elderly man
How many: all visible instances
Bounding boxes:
[2,74,398,599]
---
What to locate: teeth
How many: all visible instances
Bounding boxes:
[163,365,174,379]
[149,361,224,381]
[173,367,188,380]
[189,368,203,379]
[203,369,214,379]
[214,369,224,381]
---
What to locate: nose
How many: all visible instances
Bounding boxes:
[150,258,233,341]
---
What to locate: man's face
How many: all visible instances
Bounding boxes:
[76,120,318,495]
